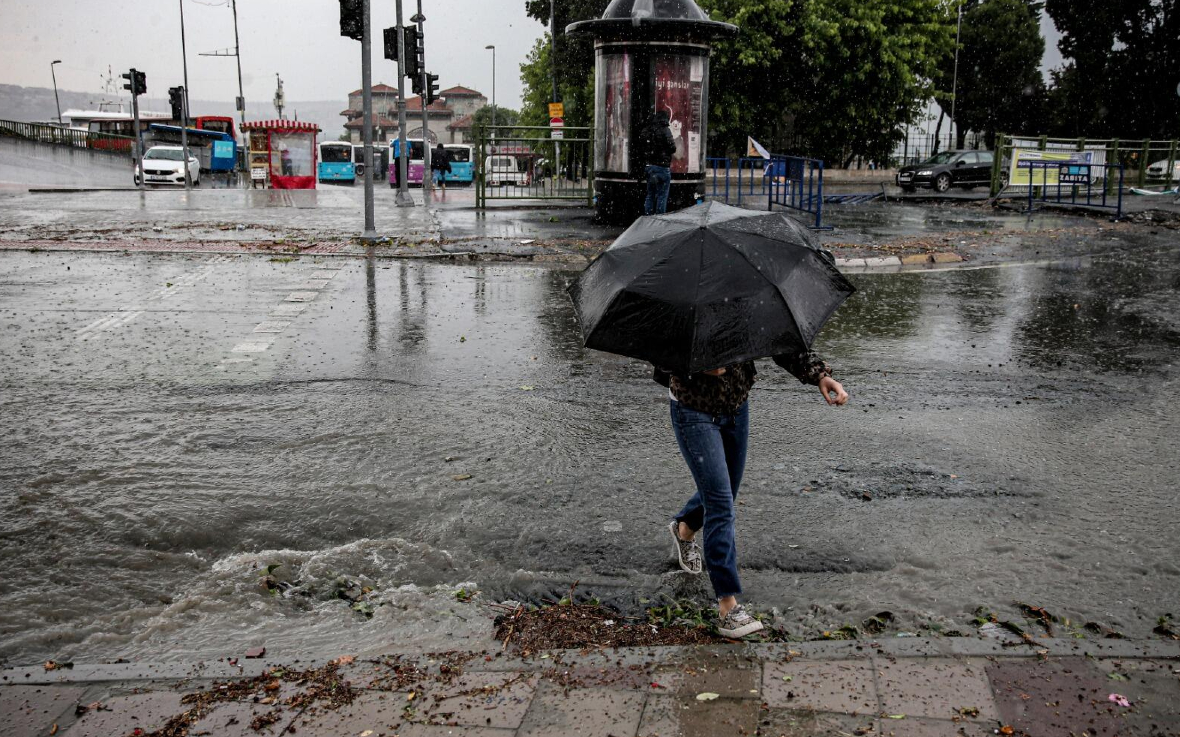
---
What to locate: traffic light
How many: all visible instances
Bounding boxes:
[425,73,440,105]
[382,27,397,61]
[121,68,146,96]
[402,26,421,80]
[339,0,363,41]
[168,86,184,120]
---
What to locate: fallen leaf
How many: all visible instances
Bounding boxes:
[1108,672,1127,681]
[519,385,535,391]
[1108,693,1131,707]
[999,726,1015,735]
[696,692,720,701]
[782,675,793,682]
[451,474,472,481]
[332,655,356,666]
[886,714,905,719]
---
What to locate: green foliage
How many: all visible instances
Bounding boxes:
[1045,0,1180,138]
[471,105,521,128]
[934,0,1046,148]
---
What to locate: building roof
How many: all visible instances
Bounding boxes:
[441,86,483,97]
[448,113,475,130]
[404,96,452,114]
[348,84,399,95]
[240,120,320,132]
[344,114,399,129]
[340,108,360,117]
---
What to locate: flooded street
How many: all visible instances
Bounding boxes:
[1,248,1178,667]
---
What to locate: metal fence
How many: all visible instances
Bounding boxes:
[991,134,1179,195]
[705,155,827,228]
[1019,161,1125,218]
[705,157,775,206]
[0,119,135,157]
[475,125,594,208]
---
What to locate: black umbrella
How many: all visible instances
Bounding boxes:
[568,201,855,375]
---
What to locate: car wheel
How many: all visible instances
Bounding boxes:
[935,173,952,193]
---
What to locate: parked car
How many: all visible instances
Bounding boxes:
[896,149,995,193]
[484,155,529,187]
[135,145,200,186]
[1146,158,1180,181]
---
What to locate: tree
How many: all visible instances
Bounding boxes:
[1045,0,1180,138]
[471,105,521,128]
[934,0,1046,148]
[519,0,955,166]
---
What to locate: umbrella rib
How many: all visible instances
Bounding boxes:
[713,226,810,351]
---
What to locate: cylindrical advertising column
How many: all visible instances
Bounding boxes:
[570,0,734,224]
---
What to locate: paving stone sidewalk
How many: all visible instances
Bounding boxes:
[4,638,1177,737]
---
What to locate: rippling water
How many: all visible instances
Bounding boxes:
[1,250,1178,666]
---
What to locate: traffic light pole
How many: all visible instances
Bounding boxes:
[131,81,144,191]
[416,0,431,195]
[394,0,413,207]
[360,0,377,238]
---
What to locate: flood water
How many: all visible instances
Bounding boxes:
[1,248,1178,666]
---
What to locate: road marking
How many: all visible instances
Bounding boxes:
[270,304,306,317]
[301,279,331,290]
[231,340,272,353]
[253,321,289,333]
[285,292,318,302]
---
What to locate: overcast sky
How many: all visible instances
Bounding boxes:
[0,0,544,106]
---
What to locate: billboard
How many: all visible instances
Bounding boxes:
[653,54,706,175]
[1009,149,1106,187]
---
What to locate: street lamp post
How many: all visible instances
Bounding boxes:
[50,60,63,125]
[950,1,962,150]
[485,45,496,125]
[179,0,193,190]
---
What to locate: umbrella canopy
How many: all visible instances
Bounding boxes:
[568,201,855,375]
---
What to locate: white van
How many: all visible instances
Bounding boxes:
[484,155,529,186]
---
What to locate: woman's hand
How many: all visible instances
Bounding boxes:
[819,376,848,406]
[703,367,727,376]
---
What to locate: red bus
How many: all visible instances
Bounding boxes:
[195,116,236,143]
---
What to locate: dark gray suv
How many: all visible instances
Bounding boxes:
[897,150,995,193]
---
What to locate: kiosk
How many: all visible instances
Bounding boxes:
[568,0,735,222]
[240,120,320,189]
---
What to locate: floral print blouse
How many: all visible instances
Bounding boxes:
[652,350,832,416]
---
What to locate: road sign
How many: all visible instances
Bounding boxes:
[551,129,564,140]
[548,102,564,118]
[550,117,564,128]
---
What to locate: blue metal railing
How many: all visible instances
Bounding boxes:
[706,155,826,228]
[1021,161,1124,219]
[767,154,826,229]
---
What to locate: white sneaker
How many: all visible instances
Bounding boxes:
[717,605,764,638]
[669,521,702,574]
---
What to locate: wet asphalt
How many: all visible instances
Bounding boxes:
[1,242,1178,666]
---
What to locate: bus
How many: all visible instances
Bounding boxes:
[195,116,236,143]
[388,138,426,187]
[442,144,474,185]
[353,143,389,180]
[318,141,356,184]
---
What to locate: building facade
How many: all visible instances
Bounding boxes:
[339,84,487,145]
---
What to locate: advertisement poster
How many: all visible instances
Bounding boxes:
[595,52,631,172]
[1009,149,1103,186]
[653,54,705,174]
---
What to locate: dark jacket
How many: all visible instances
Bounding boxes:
[642,112,676,168]
[430,147,451,173]
[652,350,832,416]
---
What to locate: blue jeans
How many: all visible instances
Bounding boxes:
[644,165,671,215]
[670,399,749,598]
[432,170,445,186]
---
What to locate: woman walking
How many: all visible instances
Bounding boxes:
[655,351,848,638]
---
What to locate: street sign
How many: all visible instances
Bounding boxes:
[548,102,564,118]
[550,117,564,128]
[551,129,564,140]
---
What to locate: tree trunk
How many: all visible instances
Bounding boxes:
[933,109,945,153]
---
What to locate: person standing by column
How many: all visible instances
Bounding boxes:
[642,110,676,215]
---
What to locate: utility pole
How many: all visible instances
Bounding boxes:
[179,0,192,189]
[231,0,246,128]
[360,0,377,238]
[550,0,562,181]
[414,2,431,195]
[123,69,145,190]
[394,0,413,207]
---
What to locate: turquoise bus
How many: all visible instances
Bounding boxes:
[317,141,356,184]
[443,144,474,185]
